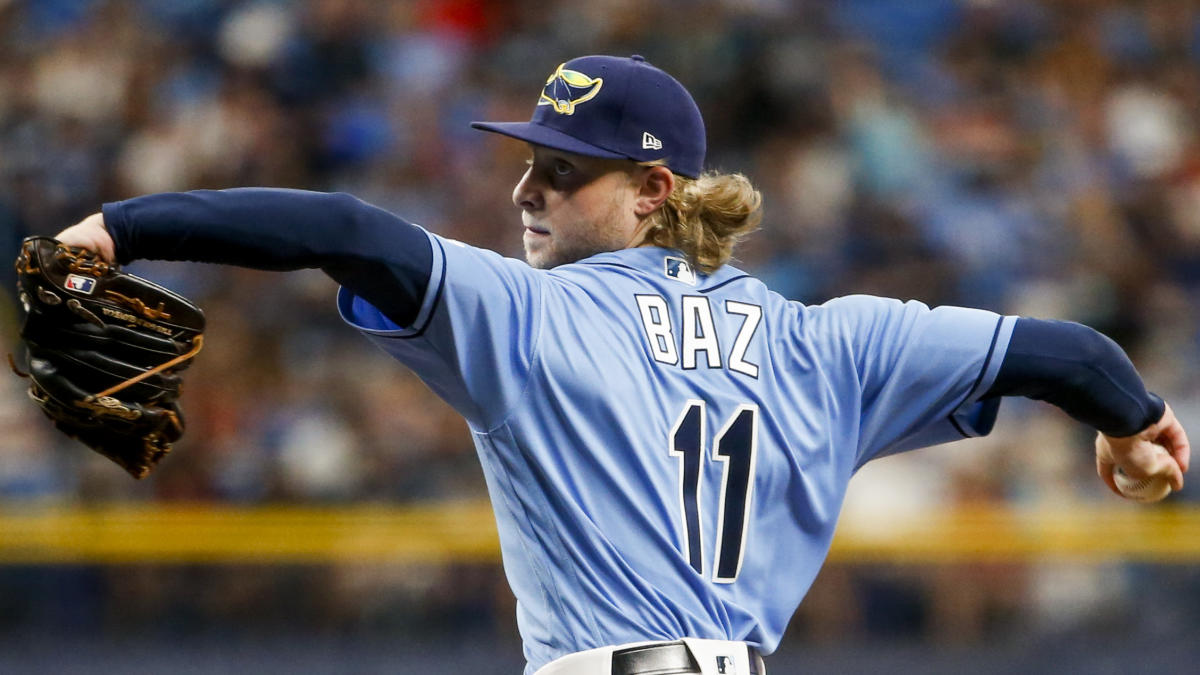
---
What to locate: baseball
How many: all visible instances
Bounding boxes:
[1113,453,1173,503]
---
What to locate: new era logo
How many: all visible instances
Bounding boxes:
[642,131,662,150]
[65,274,96,294]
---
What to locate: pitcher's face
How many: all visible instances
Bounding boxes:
[512,146,644,269]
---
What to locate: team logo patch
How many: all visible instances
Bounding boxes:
[538,63,603,115]
[664,256,696,286]
[65,274,96,294]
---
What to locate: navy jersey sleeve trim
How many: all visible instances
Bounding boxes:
[405,236,448,338]
[949,317,1004,438]
[948,412,969,439]
[337,230,447,338]
[947,314,1017,439]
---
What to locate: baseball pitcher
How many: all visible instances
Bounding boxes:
[45,55,1188,674]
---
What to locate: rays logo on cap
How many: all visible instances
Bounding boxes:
[538,63,603,115]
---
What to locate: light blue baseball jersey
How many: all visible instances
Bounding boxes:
[337,230,1016,673]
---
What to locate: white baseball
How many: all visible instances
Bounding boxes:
[1113,451,1173,503]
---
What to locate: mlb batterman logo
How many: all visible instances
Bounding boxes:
[664,256,696,285]
[65,274,96,294]
[538,63,603,115]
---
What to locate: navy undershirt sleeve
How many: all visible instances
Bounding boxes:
[983,318,1164,437]
[101,188,432,327]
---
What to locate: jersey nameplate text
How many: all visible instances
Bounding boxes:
[635,294,762,378]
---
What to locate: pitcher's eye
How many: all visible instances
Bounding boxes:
[553,160,573,176]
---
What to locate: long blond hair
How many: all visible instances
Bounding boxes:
[640,168,762,273]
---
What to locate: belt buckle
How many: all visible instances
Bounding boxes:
[610,640,763,675]
[610,641,694,674]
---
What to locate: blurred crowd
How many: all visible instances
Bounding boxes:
[2,0,1200,653]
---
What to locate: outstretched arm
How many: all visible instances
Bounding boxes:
[55,189,432,327]
[984,318,1189,496]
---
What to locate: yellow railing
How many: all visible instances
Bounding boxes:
[1,501,1198,564]
[0,502,500,564]
[826,504,1200,563]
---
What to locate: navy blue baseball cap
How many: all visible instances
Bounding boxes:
[471,55,706,178]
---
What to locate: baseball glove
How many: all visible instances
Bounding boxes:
[10,236,205,479]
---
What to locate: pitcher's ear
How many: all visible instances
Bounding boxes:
[634,165,675,216]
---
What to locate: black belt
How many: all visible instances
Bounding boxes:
[611,641,764,675]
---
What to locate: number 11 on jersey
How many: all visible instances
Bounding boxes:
[669,401,759,583]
